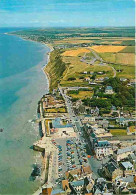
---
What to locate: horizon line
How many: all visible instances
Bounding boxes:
[0,25,135,29]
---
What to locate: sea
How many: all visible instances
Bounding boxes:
[0,28,50,194]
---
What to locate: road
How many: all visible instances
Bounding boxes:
[58,86,109,179]
[81,48,117,78]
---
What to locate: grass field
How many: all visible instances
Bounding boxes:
[109,64,134,79]
[91,45,126,53]
[110,129,127,136]
[68,90,94,99]
[60,55,114,87]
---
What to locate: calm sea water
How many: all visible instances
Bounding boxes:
[0,28,50,194]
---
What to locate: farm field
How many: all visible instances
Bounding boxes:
[116,53,135,65]
[62,48,91,56]
[100,52,135,65]
[119,46,135,53]
[53,36,135,47]
[54,39,92,44]
[91,45,126,53]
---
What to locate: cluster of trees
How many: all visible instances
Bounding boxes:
[67,77,76,81]
[83,77,135,110]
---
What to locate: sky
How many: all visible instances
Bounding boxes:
[0,0,135,27]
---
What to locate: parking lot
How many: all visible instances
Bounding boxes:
[51,137,89,181]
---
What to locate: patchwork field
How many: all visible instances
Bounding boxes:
[62,48,91,56]
[100,52,135,65]
[91,45,126,53]
[119,46,135,53]
[54,39,92,44]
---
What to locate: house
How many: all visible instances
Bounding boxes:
[89,82,97,85]
[105,86,114,94]
[42,187,52,195]
[84,71,87,74]
[94,140,113,159]
[103,160,123,182]
[82,115,95,123]
[114,175,136,194]
[51,189,66,195]
[85,77,91,81]
[116,117,129,126]
[120,161,133,171]
[120,78,127,82]
[69,179,85,194]
[75,99,82,108]
[90,107,99,116]
[65,166,92,181]
[113,145,136,162]
[62,180,71,194]
[93,178,110,195]
[128,153,136,169]
[127,126,136,135]
[97,119,109,128]
[90,72,93,75]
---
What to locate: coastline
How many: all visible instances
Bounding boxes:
[42,44,54,91]
[0,32,51,194]
[8,32,53,91]
[7,32,54,190]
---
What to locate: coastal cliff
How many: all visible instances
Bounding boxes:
[44,49,66,92]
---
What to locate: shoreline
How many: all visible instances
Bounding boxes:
[41,44,54,91]
[7,32,54,190]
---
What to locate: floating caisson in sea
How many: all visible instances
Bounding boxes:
[0,128,4,132]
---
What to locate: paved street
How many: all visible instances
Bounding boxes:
[58,86,110,179]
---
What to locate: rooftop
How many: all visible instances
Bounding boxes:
[97,140,110,147]
[105,86,113,90]
[70,179,84,187]
[116,145,136,155]
[121,161,133,169]
[65,166,92,178]
[105,162,118,174]
[62,180,69,190]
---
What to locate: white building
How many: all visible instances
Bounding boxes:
[94,140,113,159]
[105,86,114,94]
